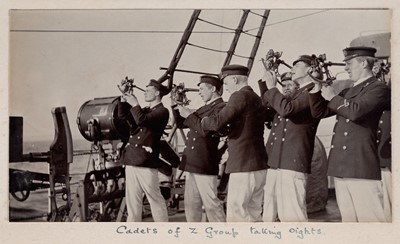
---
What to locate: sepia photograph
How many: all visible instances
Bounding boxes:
[1,1,399,243]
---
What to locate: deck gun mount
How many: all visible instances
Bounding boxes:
[9,107,73,221]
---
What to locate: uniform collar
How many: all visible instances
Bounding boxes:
[239,85,253,92]
[353,75,373,87]
[344,76,376,99]
[206,96,221,105]
[150,101,162,109]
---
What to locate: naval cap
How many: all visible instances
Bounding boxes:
[147,79,169,97]
[343,46,376,61]
[220,64,249,79]
[280,72,292,82]
[197,75,223,91]
[293,55,314,66]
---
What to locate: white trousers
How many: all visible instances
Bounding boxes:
[184,172,226,222]
[381,168,392,221]
[334,177,388,222]
[125,165,168,222]
[263,169,308,222]
[226,169,267,222]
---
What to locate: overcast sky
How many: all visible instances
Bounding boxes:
[8,9,390,141]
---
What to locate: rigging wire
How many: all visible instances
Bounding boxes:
[10,29,233,34]
[197,17,236,31]
[244,10,329,33]
[187,42,227,54]
[232,53,251,59]
[10,10,328,34]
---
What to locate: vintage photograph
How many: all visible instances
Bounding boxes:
[2,3,398,244]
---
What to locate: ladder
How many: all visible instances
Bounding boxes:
[158,9,271,90]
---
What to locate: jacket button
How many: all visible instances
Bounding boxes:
[135,144,138,147]
[379,120,383,124]
[137,136,141,139]
[195,131,198,133]
[286,119,289,122]
[282,138,285,142]
[130,135,133,138]
[376,140,380,143]
[127,143,130,146]
[346,119,350,123]
[271,142,273,145]
[333,132,335,135]
[344,132,348,136]
[342,146,347,150]
[274,137,277,140]
[278,115,281,119]
[336,119,338,123]
[274,123,277,126]
[272,132,275,136]
[280,118,282,121]
[191,146,194,149]
[140,129,143,132]
[284,128,287,132]
[331,145,334,149]
[378,130,381,134]
[193,138,196,141]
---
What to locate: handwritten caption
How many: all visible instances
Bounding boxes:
[116,225,323,239]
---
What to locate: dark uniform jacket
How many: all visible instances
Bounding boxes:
[262,83,320,174]
[201,86,268,173]
[309,77,390,180]
[174,98,226,175]
[377,109,391,170]
[118,102,169,168]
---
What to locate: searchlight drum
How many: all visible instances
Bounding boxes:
[77,96,130,142]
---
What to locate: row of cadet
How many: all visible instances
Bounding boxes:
[117,46,391,223]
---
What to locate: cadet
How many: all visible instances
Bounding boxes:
[309,47,390,222]
[280,72,298,97]
[199,64,268,222]
[260,55,321,222]
[373,58,392,221]
[118,79,170,222]
[174,75,226,222]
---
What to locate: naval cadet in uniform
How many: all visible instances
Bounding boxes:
[309,47,391,222]
[280,72,298,97]
[260,55,321,222]
[199,64,268,222]
[373,58,392,221]
[118,79,170,222]
[173,75,226,222]
[377,100,391,222]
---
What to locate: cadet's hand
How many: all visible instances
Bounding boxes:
[178,105,193,118]
[263,70,277,89]
[321,86,336,101]
[122,93,139,107]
